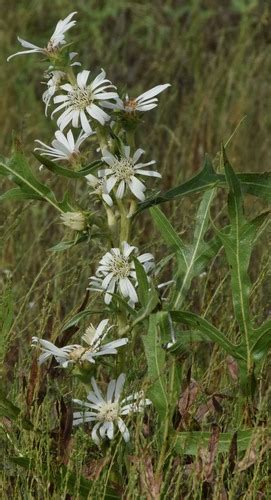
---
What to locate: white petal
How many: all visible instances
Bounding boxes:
[117,418,130,442]
[136,84,170,102]
[114,373,125,401]
[133,148,145,162]
[116,180,126,199]
[80,111,92,134]
[91,422,101,444]
[77,70,90,89]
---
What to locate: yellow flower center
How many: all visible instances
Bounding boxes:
[97,401,119,422]
[111,158,135,182]
[110,256,131,278]
[68,86,94,110]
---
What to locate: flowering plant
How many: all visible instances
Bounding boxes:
[2,10,271,496]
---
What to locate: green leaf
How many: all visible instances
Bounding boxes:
[136,154,271,213]
[174,429,267,455]
[0,153,64,213]
[133,257,149,307]
[151,190,220,308]
[168,330,207,355]
[251,320,271,360]
[133,286,160,324]
[76,160,104,176]
[0,187,42,202]
[143,314,168,419]
[215,151,270,385]
[172,189,218,307]
[150,206,187,272]
[110,293,137,317]
[170,311,244,360]
[34,152,81,178]
[34,153,103,178]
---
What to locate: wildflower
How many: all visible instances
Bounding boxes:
[60,211,87,231]
[100,146,161,201]
[73,373,152,444]
[42,70,66,115]
[88,241,154,305]
[7,12,77,61]
[107,83,170,113]
[86,173,113,206]
[52,69,118,134]
[35,129,89,163]
[32,319,128,367]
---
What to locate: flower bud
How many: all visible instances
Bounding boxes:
[60,211,87,231]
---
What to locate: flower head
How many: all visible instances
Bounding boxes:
[52,69,118,134]
[32,319,128,367]
[86,173,113,206]
[88,241,154,305]
[100,146,161,201]
[109,83,170,113]
[7,12,77,61]
[60,211,87,231]
[35,129,89,163]
[73,373,152,444]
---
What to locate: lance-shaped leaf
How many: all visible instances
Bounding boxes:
[170,311,245,360]
[136,155,271,213]
[174,428,267,456]
[150,189,221,308]
[133,257,151,307]
[251,319,271,360]
[215,150,270,378]
[34,152,103,178]
[0,152,64,212]
[143,314,169,419]
[168,330,208,356]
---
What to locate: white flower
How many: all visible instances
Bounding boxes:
[35,129,89,163]
[88,241,154,305]
[32,319,128,367]
[105,84,170,113]
[73,373,152,444]
[52,69,118,134]
[42,70,66,115]
[86,174,113,206]
[7,12,77,61]
[100,146,161,201]
[60,211,87,231]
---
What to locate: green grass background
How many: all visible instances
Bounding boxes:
[1,0,271,498]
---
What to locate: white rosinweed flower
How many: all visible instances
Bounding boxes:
[88,241,155,306]
[35,129,90,163]
[32,319,128,367]
[86,173,113,206]
[60,211,87,231]
[105,83,170,113]
[52,69,118,134]
[73,373,152,444]
[100,146,161,201]
[7,12,77,61]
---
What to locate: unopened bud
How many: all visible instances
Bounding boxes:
[60,211,86,231]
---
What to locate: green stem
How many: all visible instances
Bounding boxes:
[116,198,130,243]
[156,358,176,475]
